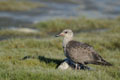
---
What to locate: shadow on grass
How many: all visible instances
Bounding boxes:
[21,55,63,68]
[38,56,63,66]
[21,55,92,70]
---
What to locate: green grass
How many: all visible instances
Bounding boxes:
[0,18,120,80]
[33,17,120,35]
[0,0,45,11]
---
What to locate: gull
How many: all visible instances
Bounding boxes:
[56,29,112,69]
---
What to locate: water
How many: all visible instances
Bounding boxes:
[0,0,120,28]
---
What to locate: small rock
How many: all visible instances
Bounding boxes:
[57,59,70,70]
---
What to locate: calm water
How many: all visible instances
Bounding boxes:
[0,0,120,28]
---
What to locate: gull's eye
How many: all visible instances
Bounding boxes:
[64,31,68,34]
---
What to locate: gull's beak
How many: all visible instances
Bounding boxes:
[55,33,64,37]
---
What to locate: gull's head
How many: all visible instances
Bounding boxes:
[55,29,73,38]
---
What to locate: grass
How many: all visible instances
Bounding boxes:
[0,18,120,80]
[0,0,45,11]
[34,17,120,35]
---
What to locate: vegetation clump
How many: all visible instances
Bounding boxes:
[0,0,45,11]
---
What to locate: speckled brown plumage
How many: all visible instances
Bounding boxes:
[66,40,112,66]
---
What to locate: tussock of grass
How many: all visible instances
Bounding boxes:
[34,18,120,35]
[0,18,120,80]
[0,0,45,11]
